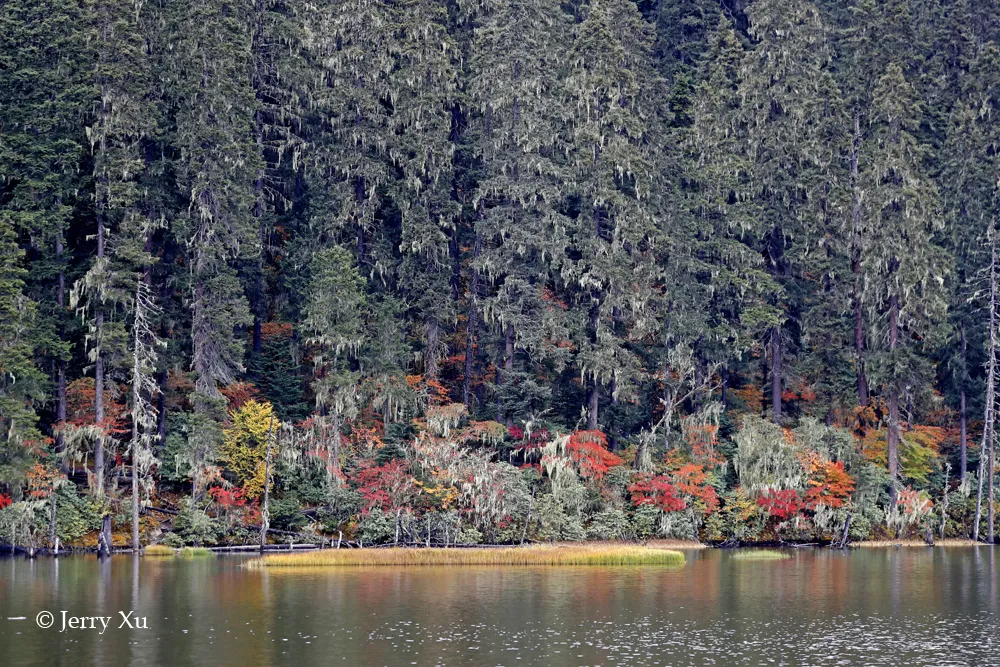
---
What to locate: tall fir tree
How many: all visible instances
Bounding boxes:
[563,0,665,433]
[160,0,261,497]
[0,0,91,471]
[861,62,947,494]
[739,0,838,422]
[468,0,573,423]
[0,224,48,483]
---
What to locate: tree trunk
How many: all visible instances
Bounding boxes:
[961,389,968,483]
[851,111,869,407]
[331,410,342,481]
[426,319,440,381]
[463,232,481,407]
[975,427,987,541]
[503,323,514,426]
[94,297,105,493]
[251,95,266,361]
[94,24,110,497]
[887,291,900,494]
[55,237,67,473]
[609,375,618,451]
[960,327,968,483]
[975,240,999,541]
[986,436,996,544]
[720,365,729,408]
[450,226,461,304]
[131,452,140,552]
[99,514,112,558]
[586,296,601,431]
[156,370,167,452]
[587,381,599,431]
[259,417,275,551]
[771,327,782,423]
[49,490,58,548]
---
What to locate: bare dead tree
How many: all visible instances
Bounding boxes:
[129,277,163,551]
[975,230,998,542]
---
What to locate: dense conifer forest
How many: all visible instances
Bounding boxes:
[2,0,1000,549]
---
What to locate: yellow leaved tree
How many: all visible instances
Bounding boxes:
[221,400,280,500]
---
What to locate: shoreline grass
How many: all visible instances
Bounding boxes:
[178,546,214,558]
[853,538,980,548]
[249,545,685,568]
[144,544,176,556]
[730,549,791,561]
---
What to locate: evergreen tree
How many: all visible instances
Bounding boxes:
[468,0,573,423]
[861,62,947,493]
[161,0,261,495]
[300,0,394,255]
[563,0,665,432]
[391,0,461,383]
[682,16,780,408]
[71,0,153,494]
[303,246,366,473]
[0,223,47,482]
[739,0,838,422]
[840,0,916,408]
[0,0,91,467]
[939,43,1000,482]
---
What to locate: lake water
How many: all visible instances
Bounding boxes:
[1,547,998,666]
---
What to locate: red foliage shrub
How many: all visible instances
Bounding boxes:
[671,463,720,513]
[261,321,293,341]
[0,493,11,510]
[628,474,686,512]
[65,378,128,436]
[210,486,247,508]
[567,430,623,481]
[351,459,416,513]
[757,489,805,520]
[220,382,262,412]
[804,460,855,509]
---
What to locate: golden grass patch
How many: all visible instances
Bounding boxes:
[250,545,685,568]
[853,538,980,548]
[144,544,176,556]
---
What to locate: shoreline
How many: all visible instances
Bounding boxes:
[3,537,994,559]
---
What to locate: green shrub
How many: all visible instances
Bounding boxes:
[561,515,586,541]
[358,508,395,545]
[587,509,629,540]
[456,526,483,545]
[269,495,308,532]
[317,486,363,533]
[172,501,222,546]
[631,503,661,539]
[160,532,185,548]
[533,494,566,541]
[54,484,101,544]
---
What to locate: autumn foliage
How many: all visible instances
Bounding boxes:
[757,489,805,520]
[351,459,417,513]
[628,474,686,512]
[804,460,855,508]
[221,400,279,499]
[670,462,720,512]
[566,431,623,481]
